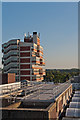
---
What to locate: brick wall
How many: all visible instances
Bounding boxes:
[20,58,30,63]
[20,76,30,81]
[20,64,30,69]
[20,46,30,51]
[20,71,30,75]
[20,52,30,57]
[8,73,15,83]
[2,73,15,84]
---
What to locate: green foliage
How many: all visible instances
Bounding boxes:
[44,69,79,83]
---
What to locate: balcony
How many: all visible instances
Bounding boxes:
[3,40,19,48]
[2,60,4,64]
[32,72,39,75]
[31,44,37,52]
[3,63,19,71]
[4,45,18,53]
[40,58,45,66]
[32,69,39,75]
[40,76,44,81]
[3,51,19,59]
[32,52,36,57]
[32,75,41,81]
[43,69,46,75]
[39,69,45,75]
[37,45,43,51]
[32,57,40,65]
[2,48,4,53]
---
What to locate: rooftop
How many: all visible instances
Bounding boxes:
[20,82,71,108]
[64,91,80,119]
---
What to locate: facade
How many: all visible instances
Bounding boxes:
[2,32,45,82]
[63,91,80,120]
[2,73,15,84]
[2,39,20,81]
[1,83,72,119]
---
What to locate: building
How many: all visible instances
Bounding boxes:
[63,91,80,120]
[71,75,80,90]
[2,39,20,81]
[2,73,15,84]
[2,32,45,82]
[1,82,72,120]
[62,76,80,120]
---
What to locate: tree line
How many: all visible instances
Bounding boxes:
[43,69,79,83]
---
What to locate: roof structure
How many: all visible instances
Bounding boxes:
[72,97,80,102]
[65,91,80,119]
[69,102,80,108]
[66,108,80,117]
[21,82,71,108]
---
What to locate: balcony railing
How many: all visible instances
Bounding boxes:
[3,51,19,59]
[32,56,40,65]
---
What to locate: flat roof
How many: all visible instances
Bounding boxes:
[75,91,80,94]
[63,117,80,120]
[66,108,80,118]
[69,102,80,108]
[74,94,80,97]
[21,83,71,103]
[72,97,80,102]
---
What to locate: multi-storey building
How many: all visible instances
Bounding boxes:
[2,39,20,81]
[2,32,45,82]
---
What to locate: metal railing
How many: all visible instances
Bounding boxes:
[0,82,21,95]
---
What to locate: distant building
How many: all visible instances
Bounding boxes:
[2,39,20,81]
[2,32,45,82]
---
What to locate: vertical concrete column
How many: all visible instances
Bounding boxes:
[56,100,59,113]
[66,91,68,100]
[68,89,69,98]
[71,86,72,93]
[69,88,70,96]
[19,42,20,82]
[63,94,66,106]
[30,45,32,81]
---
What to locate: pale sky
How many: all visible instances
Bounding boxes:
[1,2,78,69]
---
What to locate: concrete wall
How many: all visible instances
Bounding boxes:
[1,84,72,120]
[2,73,15,84]
[1,109,48,120]
[48,84,72,119]
[72,83,80,90]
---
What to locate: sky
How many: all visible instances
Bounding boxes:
[0,1,2,68]
[1,0,79,2]
[2,2,78,69]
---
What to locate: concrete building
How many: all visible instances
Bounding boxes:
[63,91,80,120]
[2,39,20,81]
[71,75,80,90]
[0,82,72,120]
[62,76,80,120]
[2,73,15,84]
[2,32,45,82]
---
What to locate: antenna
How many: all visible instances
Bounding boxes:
[38,33,40,38]
[28,32,29,37]
[24,33,26,38]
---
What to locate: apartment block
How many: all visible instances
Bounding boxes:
[2,39,20,81]
[2,32,45,82]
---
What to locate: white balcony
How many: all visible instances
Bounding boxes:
[32,56,40,65]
